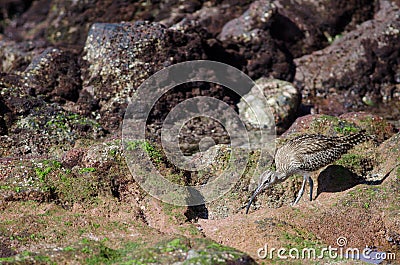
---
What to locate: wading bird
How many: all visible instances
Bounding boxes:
[246,131,371,214]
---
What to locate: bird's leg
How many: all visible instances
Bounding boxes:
[292,175,308,206]
[308,176,313,201]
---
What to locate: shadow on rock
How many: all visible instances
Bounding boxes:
[316,165,361,198]
[184,187,209,221]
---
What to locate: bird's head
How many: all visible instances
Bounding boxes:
[245,170,278,214]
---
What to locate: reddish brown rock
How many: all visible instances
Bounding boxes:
[294,0,400,119]
[283,112,395,142]
[273,0,376,58]
[23,47,81,103]
[80,21,206,131]
[217,0,295,81]
[62,148,85,169]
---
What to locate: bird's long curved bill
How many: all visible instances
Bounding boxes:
[245,184,263,214]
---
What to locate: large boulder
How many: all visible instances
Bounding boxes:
[273,0,376,58]
[217,0,295,81]
[294,0,400,118]
[80,21,206,130]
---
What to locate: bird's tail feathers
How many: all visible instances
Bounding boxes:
[339,130,372,146]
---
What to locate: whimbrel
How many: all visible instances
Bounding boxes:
[246,131,371,214]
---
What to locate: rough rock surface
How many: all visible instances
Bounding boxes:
[295,0,400,121]
[3,0,196,46]
[0,0,400,263]
[23,47,81,103]
[81,21,206,130]
[238,77,301,133]
[0,39,46,72]
[161,0,252,37]
[0,82,104,157]
[217,0,295,80]
[273,0,377,58]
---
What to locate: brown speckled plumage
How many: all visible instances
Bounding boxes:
[246,131,371,214]
[275,132,371,175]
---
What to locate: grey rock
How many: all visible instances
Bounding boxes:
[0,39,44,73]
[218,0,276,42]
[238,77,301,133]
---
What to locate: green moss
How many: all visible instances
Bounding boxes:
[35,160,62,179]
[0,185,11,190]
[45,113,101,131]
[333,121,360,134]
[334,153,363,170]
[325,32,343,44]
[32,159,109,205]
[63,246,75,251]
[278,229,337,263]
[319,115,339,121]
[310,115,340,133]
[161,202,187,224]
[177,225,201,236]
[126,140,163,163]
[341,186,388,208]
[165,172,186,185]
[157,238,189,252]
[34,160,63,192]
[309,115,361,136]
[79,167,96,174]
[86,244,121,265]
[0,251,54,264]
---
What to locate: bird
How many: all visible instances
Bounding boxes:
[245,131,372,214]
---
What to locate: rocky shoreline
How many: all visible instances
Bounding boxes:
[0,0,399,264]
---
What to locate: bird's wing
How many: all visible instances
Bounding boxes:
[285,135,349,171]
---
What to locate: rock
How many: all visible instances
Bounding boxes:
[164,1,251,37]
[294,0,400,115]
[80,140,121,170]
[339,112,396,142]
[284,112,395,141]
[217,0,294,80]
[142,237,257,264]
[3,0,207,47]
[366,132,400,183]
[218,0,277,42]
[273,0,376,58]
[238,77,301,133]
[23,47,81,103]
[0,84,105,156]
[80,21,205,130]
[61,148,85,169]
[0,39,45,72]
[0,0,32,33]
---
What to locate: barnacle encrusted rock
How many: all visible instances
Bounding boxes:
[23,47,81,102]
[81,21,205,130]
